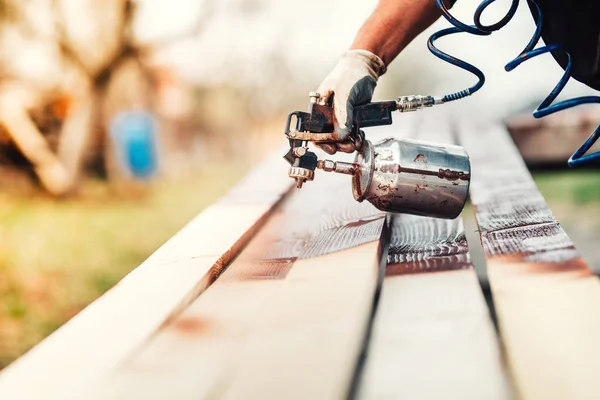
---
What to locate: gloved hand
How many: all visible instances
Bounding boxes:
[315,49,386,154]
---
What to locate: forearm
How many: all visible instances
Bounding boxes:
[350,0,450,66]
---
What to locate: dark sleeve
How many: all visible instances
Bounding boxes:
[529,0,600,91]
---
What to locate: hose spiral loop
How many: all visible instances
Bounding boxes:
[428,0,600,166]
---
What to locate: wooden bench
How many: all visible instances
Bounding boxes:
[1,108,599,400]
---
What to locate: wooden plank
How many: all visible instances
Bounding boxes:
[219,241,386,400]
[92,174,369,399]
[0,152,292,400]
[459,119,600,400]
[359,215,511,399]
[216,120,430,400]
[86,119,414,399]
[92,121,414,400]
[358,111,510,399]
[505,106,600,166]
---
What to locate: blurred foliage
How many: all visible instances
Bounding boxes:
[0,163,246,368]
[0,0,19,24]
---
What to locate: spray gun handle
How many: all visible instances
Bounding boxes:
[284,95,438,142]
[284,101,396,141]
[353,101,397,128]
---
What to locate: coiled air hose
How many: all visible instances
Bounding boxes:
[428,0,600,167]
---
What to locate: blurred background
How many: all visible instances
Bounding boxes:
[0,0,599,368]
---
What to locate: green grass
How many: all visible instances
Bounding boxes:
[0,163,246,368]
[533,169,600,205]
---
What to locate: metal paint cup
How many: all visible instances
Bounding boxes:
[352,138,470,219]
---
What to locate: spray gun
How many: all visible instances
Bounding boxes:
[283,93,470,219]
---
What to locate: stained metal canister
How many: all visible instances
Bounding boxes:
[352,137,470,219]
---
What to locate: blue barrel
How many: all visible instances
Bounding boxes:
[110,110,159,179]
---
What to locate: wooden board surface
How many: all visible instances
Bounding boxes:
[358,111,511,399]
[217,122,418,400]
[506,107,600,166]
[0,153,292,400]
[91,122,412,400]
[94,176,383,399]
[459,120,600,400]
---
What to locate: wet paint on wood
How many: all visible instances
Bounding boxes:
[385,215,471,275]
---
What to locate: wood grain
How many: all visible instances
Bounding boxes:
[219,240,386,400]
[459,120,600,400]
[91,197,308,399]
[215,124,410,400]
[93,176,374,399]
[89,122,408,399]
[0,152,292,400]
[358,215,511,400]
[358,110,510,399]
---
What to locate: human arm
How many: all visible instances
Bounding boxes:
[316,0,454,154]
[351,0,451,65]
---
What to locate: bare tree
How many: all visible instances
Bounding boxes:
[0,0,213,195]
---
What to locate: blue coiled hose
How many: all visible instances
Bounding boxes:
[427,0,600,167]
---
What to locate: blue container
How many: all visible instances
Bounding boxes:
[110,110,159,179]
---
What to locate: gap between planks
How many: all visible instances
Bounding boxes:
[94,175,386,399]
[86,119,415,399]
[459,118,600,400]
[357,109,511,399]
[0,152,293,400]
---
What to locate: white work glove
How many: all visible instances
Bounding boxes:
[315,49,386,154]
